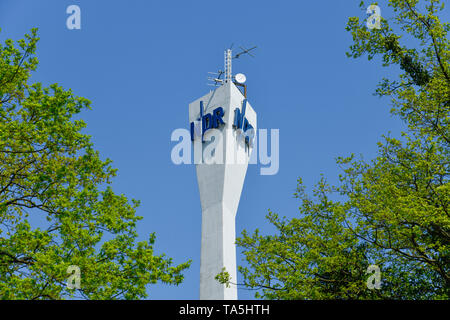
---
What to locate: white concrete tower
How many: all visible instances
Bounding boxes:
[189,69,257,300]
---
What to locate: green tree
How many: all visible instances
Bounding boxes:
[222,0,449,299]
[0,29,191,299]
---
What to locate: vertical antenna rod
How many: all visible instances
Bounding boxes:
[225,49,232,83]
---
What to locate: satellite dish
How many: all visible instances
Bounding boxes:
[235,73,247,84]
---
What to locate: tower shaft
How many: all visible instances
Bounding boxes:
[189,82,257,300]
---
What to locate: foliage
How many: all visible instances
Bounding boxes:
[0,28,190,299]
[220,0,449,299]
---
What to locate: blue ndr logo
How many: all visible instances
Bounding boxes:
[233,99,254,146]
[190,101,225,141]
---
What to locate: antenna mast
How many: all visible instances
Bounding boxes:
[208,46,256,88]
[225,49,232,83]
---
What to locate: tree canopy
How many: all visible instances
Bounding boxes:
[223,0,449,299]
[0,28,190,299]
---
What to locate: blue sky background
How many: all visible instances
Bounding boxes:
[1,0,448,299]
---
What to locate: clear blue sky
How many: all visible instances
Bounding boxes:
[1,0,448,299]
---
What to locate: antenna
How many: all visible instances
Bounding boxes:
[206,70,224,87]
[225,49,232,83]
[233,46,257,59]
[206,45,256,89]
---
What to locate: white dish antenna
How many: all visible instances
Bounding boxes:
[234,73,247,84]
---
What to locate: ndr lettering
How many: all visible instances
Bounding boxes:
[233,99,255,147]
[190,101,225,141]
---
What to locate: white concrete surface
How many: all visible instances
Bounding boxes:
[189,82,257,300]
